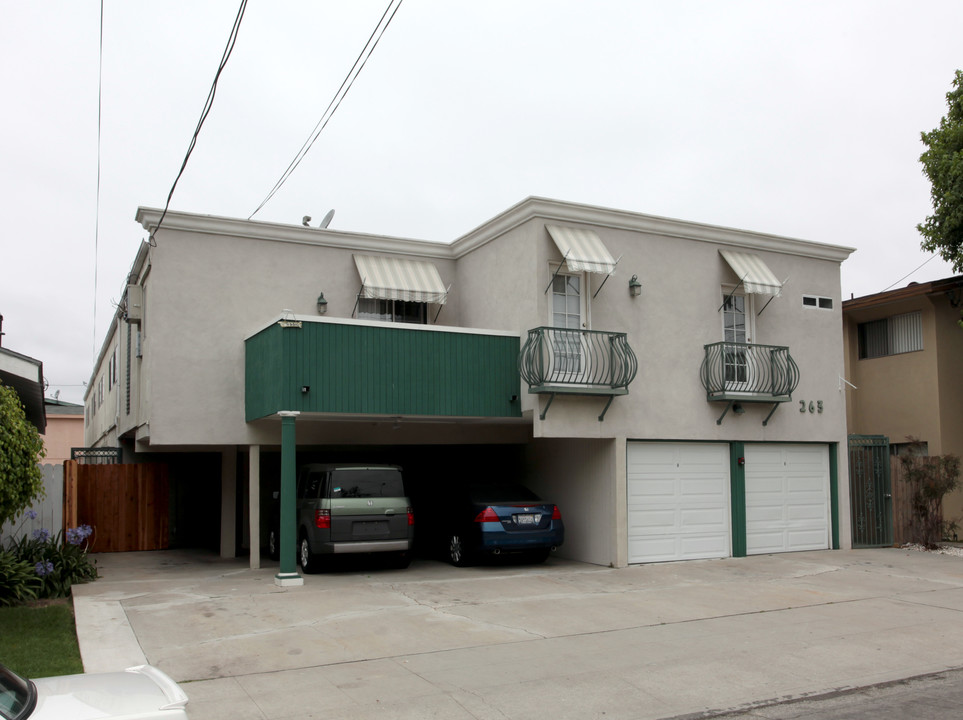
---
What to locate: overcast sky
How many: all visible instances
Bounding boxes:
[2,1,961,405]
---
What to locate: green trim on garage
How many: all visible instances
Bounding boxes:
[829,442,839,550]
[729,441,747,558]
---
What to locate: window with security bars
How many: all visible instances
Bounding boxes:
[857,311,923,359]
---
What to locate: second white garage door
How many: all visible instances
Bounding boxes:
[745,444,830,555]
[627,442,731,563]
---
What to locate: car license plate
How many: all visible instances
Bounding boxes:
[514,513,539,525]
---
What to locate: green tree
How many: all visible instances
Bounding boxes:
[918,69,963,273]
[0,382,46,527]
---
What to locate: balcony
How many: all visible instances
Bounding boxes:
[700,341,800,425]
[518,327,639,420]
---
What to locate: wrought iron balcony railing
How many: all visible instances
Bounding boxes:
[519,327,638,396]
[700,341,800,402]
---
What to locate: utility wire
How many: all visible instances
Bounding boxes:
[881,253,938,293]
[149,0,248,245]
[249,0,405,219]
[92,0,104,368]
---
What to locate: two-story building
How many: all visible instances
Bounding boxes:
[86,197,855,571]
[843,275,963,538]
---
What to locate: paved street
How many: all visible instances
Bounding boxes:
[72,548,963,719]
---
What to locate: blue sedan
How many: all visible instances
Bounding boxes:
[442,482,564,566]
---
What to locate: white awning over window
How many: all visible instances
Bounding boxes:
[546,225,617,275]
[353,254,448,304]
[720,250,783,296]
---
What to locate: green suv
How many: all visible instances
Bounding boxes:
[295,464,414,572]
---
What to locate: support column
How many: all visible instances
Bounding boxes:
[275,411,303,587]
[249,445,261,570]
[219,448,237,559]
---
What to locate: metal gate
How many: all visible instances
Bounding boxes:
[849,435,892,547]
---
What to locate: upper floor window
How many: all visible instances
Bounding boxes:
[857,311,922,359]
[358,298,427,324]
[802,295,833,310]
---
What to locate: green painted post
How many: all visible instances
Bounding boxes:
[730,441,747,558]
[829,443,840,550]
[275,411,303,586]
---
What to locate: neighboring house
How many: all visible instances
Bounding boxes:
[85,197,855,570]
[0,339,46,434]
[44,396,85,464]
[842,275,963,529]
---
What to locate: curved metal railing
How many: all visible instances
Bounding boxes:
[519,327,638,392]
[700,341,799,400]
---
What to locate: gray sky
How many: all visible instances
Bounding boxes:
[2,1,961,405]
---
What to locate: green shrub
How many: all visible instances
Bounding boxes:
[0,550,41,607]
[3,524,97,603]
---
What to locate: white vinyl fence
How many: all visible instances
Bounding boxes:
[0,463,64,545]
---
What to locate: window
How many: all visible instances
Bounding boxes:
[857,311,923,359]
[357,298,427,324]
[803,295,833,310]
[551,274,584,376]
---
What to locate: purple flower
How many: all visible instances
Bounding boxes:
[34,560,54,577]
[31,528,51,542]
[26,510,38,520]
[66,525,93,545]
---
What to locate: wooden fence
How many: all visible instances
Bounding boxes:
[63,460,170,552]
[0,463,65,544]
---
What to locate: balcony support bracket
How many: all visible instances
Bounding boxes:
[762,402,780,427]
[539,393,556,420]
[716,400,735,426]
[598,395,615,422]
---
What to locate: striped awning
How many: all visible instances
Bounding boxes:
[546,225,617,275]
[353,254,448,304]
[720,250,783,296]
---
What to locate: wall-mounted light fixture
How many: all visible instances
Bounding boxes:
[733,402,745,415]
[628,274,642,298]
[301,385,310,394]
[316,292,328,315]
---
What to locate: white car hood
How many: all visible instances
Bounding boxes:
[29,665,188,720]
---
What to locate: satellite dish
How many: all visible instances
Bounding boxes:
[319,209,335,229]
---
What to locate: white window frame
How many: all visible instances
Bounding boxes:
[802,294,833,310]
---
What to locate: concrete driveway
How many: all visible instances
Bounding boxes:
[71,548,963,720]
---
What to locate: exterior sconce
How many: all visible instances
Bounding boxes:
[733,403,745,415]
[628,274,642,298]
[316,292,328,315]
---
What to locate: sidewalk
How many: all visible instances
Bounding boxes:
[71,548,963,719]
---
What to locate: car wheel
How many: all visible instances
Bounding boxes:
[267,528,280,561]
[299,533,318,574]
[448,534,472,567]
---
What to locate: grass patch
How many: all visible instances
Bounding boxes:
[0,599,83,677]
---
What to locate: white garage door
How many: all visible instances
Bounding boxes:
[745,444,830,555]
[627,442,730,563]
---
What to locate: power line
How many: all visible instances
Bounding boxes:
[249,0,405,219]
[92,0,104,367]
[149,0,248,245]
[881,253,939,293]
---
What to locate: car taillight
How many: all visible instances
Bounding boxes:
[474,507,500,523]
[314,509,331,529]
[407,507,415,526]
[551,505,562,520]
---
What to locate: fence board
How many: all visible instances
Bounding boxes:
[63,460,169,552]
[0,464,64,544]
[891,456,943,546]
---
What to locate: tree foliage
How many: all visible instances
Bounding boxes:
[0,382,46,527]
[918,70,963,273]
[900,438,961,548]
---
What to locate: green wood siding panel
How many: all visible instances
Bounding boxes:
[245,322,522,421]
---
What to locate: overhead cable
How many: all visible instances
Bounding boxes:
[149,0,248,245]
[249,0,405,219]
